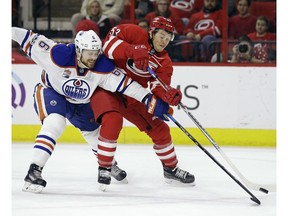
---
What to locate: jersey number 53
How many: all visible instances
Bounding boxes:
[109,27,121,37]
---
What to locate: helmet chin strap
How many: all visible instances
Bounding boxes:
[148,31,157,53]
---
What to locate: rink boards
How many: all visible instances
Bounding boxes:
[12,64,276,147]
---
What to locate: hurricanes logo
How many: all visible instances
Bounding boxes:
[12,72,26,109]
[194,19,215,31]
[62,79,90,100]
[127,59,152,78]
[170,0,195,12]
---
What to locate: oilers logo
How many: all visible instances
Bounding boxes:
[12,72,26,109]
[62,79,90,100]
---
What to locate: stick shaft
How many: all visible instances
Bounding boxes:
[165,114,261,205]
[147,67,275,193]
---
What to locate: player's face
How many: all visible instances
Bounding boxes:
[151,29,172,52]
[81,49,100,68]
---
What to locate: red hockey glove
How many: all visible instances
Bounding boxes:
[162,88,182,106]
[144,94,173,121]
[125,45,149,71]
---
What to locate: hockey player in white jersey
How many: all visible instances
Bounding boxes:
[12,27,171,192]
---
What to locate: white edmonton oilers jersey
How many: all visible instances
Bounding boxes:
[12,27,149,104]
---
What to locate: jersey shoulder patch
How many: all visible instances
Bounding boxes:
[51,44,76,67]
[92,54,115,73]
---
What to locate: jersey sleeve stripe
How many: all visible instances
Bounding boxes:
[20,30,31,48]
[34,84,47,121]
[103,36,124,59]
[115,74,126,93]
[24,41,31,56]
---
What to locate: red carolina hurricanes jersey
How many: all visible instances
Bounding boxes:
[247,32,276,42]
[103,24,174,99]
[228,15,257,39]
[185,9,223,38]
[170,0,204,19]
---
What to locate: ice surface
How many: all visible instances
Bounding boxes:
[12,143,276,216]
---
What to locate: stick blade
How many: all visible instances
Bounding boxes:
[250,197,261,205]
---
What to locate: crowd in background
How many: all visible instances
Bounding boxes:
[12,0,277,63]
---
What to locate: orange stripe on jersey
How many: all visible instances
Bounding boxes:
[123,76,129,88]
[24,31,34,55]
[35,140,55,151]
[24,42,31,55]
[35,85,46,121]
[41,70,49,87]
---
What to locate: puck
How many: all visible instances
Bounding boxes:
[259,187,269,194]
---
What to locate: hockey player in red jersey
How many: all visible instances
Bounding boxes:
[90,16,195,189]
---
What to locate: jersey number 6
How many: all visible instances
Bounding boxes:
[38,41,50,51]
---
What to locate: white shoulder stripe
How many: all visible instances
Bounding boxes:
[102,36,114,51]
[103,36,124,59]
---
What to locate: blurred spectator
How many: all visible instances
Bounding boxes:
[135,0,155,20]
[76,19,100,36]
[12,0,21,27]
[249,0,276,33]
[247,16,276,62]
[71,0,124,34]
[144,0,185,61]
[98,0,125,24]
[227,0,237,17]
[228,0,257,39]
[75,0,113,39]
[145,0,184,35]
[136,19,149,31]
[248,16,276,42]
[230,35,267,63]
[184,0,223,62]
[169,0,204,25]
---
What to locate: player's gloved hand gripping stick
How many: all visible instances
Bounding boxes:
[143,93,173,121]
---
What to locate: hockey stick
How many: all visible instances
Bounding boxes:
[147,67,275,193]
[178,105,276,193]
[164,113,261,205]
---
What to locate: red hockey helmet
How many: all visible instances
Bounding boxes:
[149,16,176,41]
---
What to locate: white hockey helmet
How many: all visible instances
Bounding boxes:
[74,30,102,53]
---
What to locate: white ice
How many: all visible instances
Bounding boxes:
[12,143,276,216]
